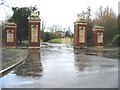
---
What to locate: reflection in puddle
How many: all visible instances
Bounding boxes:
[100,64,115,68]
[74,49,88,72]
[0,44,118,88]
[15,49,43,77]
[74,48,103,57]
[74,48,118,60]
[73,48,117,73]
[74,61,88,72]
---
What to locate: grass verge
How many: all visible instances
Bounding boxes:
[48,38,61,43]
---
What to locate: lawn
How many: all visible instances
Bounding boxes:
[48,37,73,44]
[48,38,61,43]
[40,39,43,42]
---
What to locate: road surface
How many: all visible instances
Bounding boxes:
[0,43,118,88]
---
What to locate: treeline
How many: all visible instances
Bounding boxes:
[40,31,73,42]
[84,6,119,47]
[1,5,119,47]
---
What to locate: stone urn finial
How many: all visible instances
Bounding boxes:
[75,11,87,23]
[77,11,86,20]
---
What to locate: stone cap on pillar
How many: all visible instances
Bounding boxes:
[93,25,104,31]
[5,22,17,28]
[74,18,87,23]
[74,19,87,25]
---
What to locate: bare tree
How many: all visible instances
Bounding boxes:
[48,24,62,33]
[86,6,92,21]
[95,6,118,46]
[0,0,5,5]
[41,19,46,39]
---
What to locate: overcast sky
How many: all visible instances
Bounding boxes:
[0,0,119,31]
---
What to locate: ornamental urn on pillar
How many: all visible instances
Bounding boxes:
[74,11,87,48]
[28,10,40,49]
[93,25,104,48]
[5,22,17,48]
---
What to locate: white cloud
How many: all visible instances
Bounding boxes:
[0,0,119,31]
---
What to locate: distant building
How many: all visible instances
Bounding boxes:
[57,31,65,37]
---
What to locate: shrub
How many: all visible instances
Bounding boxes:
[43,32,51,42]
[43,32,57,42]
[111,34,120,47]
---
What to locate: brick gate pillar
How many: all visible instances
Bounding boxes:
[28,11,40,49]
[5,22,17,48]
[93,26,104,48]
[74,18,87,48]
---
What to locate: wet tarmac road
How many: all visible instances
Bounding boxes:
[0,43,118,88]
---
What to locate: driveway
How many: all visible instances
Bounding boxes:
[0,43,118,88]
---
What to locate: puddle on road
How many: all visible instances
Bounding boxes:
[0,43,118,88]
[74,48,118,60]
[14,44,118,77]
[15,49,43,77]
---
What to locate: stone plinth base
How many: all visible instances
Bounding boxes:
[74,46,87,49]
[28,46,40,49]
[94,46,104,48]
[6,46,16,48]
